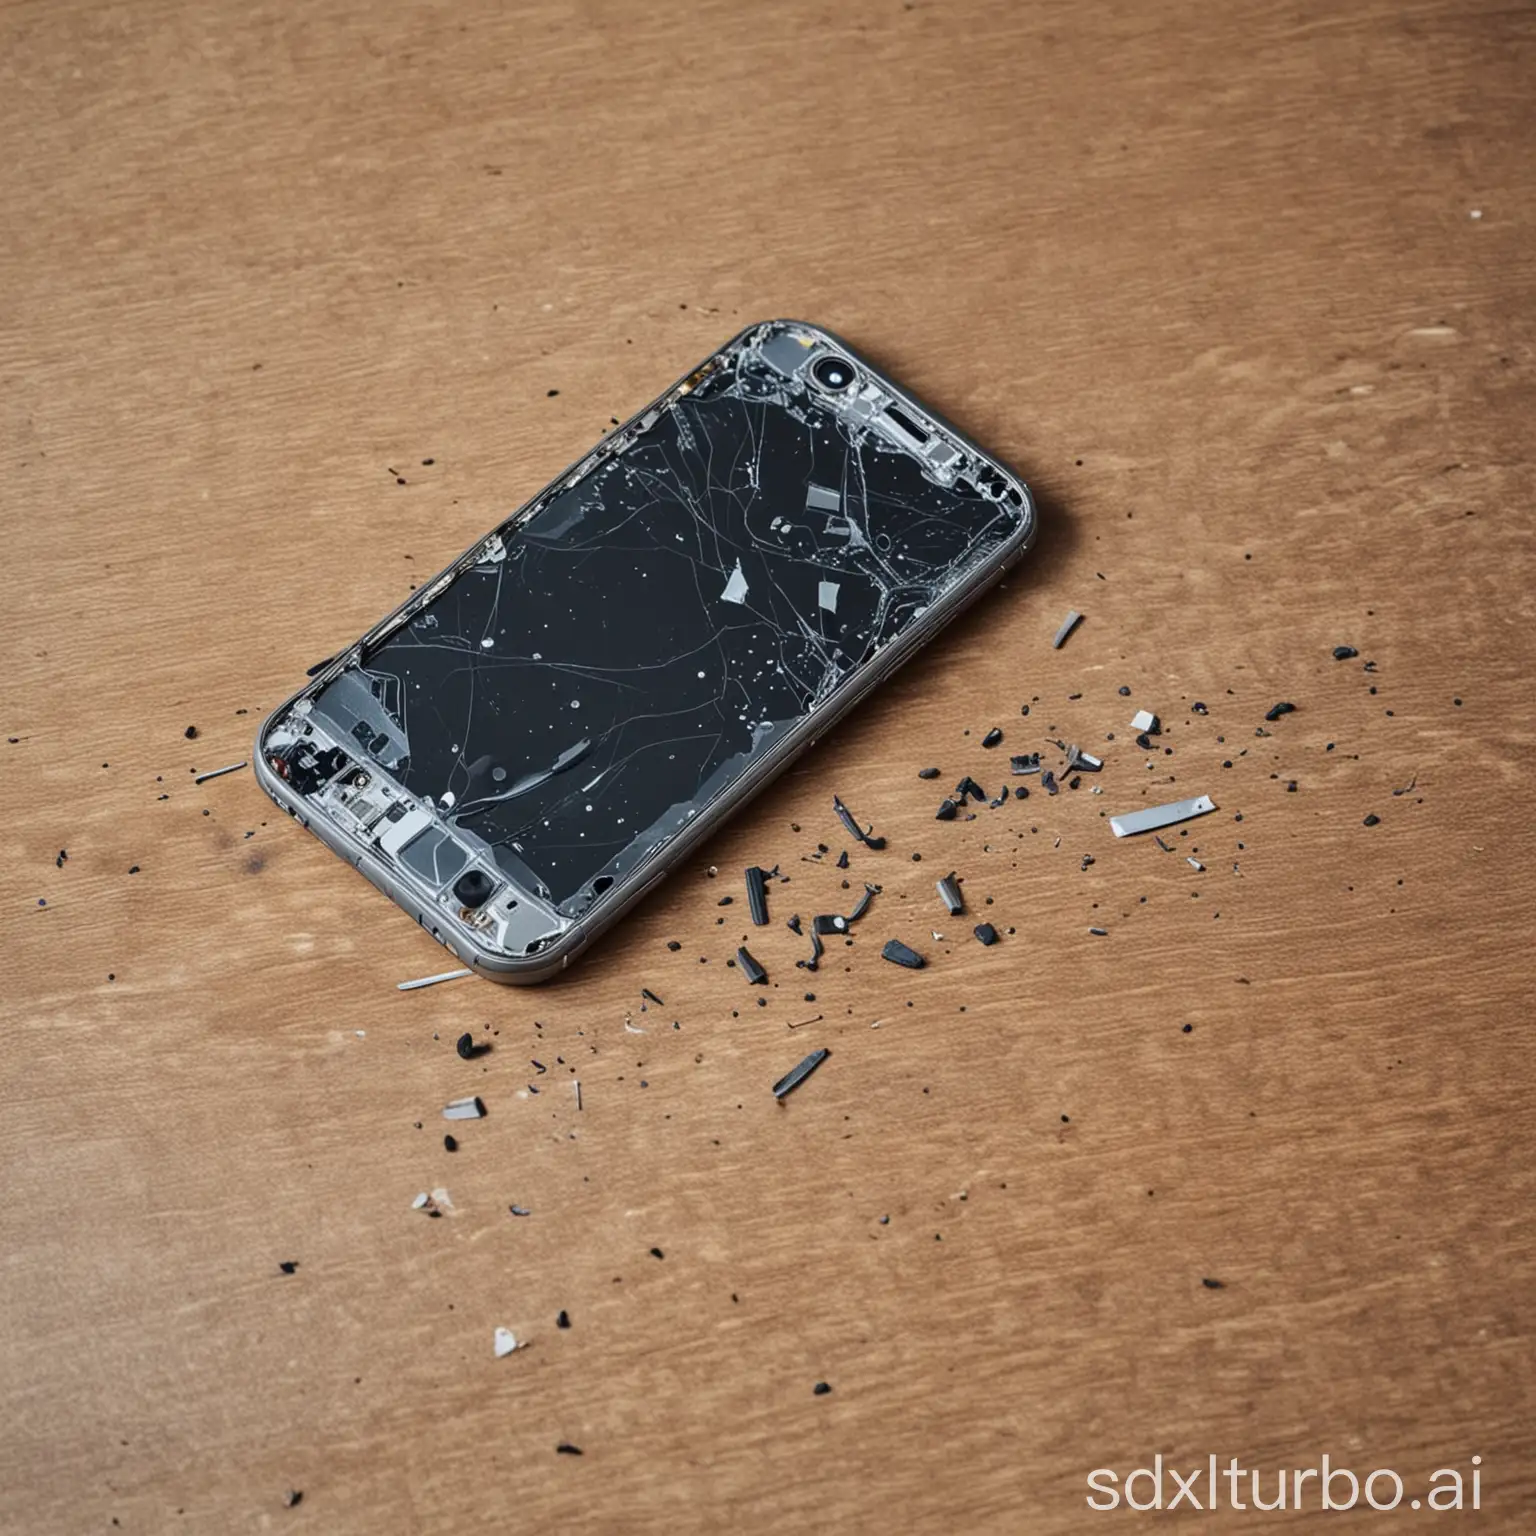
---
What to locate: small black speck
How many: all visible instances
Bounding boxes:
[1332,645,1358,660]
[128,865,140,875]
[1182,1023,1193,1034]
[557,1310,570,1329]
[422,458,434,466]
[556,1442,583,1456]
[650,1246,664,1259]
[547,388,560,397]
[917,766,940,779]
[278,1261,298,1274]
[444,1134,458,1152]
[1192,702,1208,715]
[981,727,1003,748]
[283,1489,303,1508]
[667,940,681,951]
[1453,697,1463,706]
[1202,1277,1225,1290]
[813,1382,832,1396]
[184,725,198,739]
[1363,813,1380,826]
[1118,685,1131,696]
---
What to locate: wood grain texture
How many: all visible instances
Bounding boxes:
[3,0,1534,1530]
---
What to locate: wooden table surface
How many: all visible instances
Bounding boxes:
[4,0,1534,1530]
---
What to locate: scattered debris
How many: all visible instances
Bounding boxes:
[397,968,473,991]
[411,1190,451,1216]
[736,946,767,984]
[773,1047,830,1100]
[744,865,771,926]
[936,873,964,915]
[1010,753,1040,775]
[981,727,1004,748]
[1192,701,1209,714]
[193,761,248,785]
[836,849,849,870]
[1109,794,1217,838]
[493,1327,524,1358]
[1129,709,1160,734]
[1332,645,1358,660]
[641,987,664,1006]
[988,788,1010,807]
[1391,776,1417,797]
[1186,857,1205,871]
[1052,609,1083,648]
[1064,745,1102,773]
[973,923,999,945]
[917,766,940,780]
[1264,702,1297,721]
[881,939,925,969]
[832,794,886,849]
[1041,770,1059,796]
[456,1032,490,1061]
[786,914,803,935]
[443,1096,485,1121]
[954,775,986,804]
[1363,813,1380,826]
[935,798,959,821]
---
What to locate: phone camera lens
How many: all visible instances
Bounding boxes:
[453,869,497,909]
[810,354,857,392]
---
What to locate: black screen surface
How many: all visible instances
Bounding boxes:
[310,330,1026,916]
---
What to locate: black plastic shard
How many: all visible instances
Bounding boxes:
[1041,769,1059,796]
[833,794,886,849]
[881,938,925,969]
[981,727,1004,748]
[954,775,986,805]
[786,913,803,935]
[917,767,941,780]
[1264,701,1297,721]
[936,873,964,915]
[846,883,879,923]
[973,922,999,945]
[1010,753,1040,775]
[773,1048,829,1100]
[935,798,959,821]
[736,945,767,984]
[1332,646,1358,660]
[744,865,770,926]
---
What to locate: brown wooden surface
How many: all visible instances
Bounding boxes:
[3,0,1534,1530]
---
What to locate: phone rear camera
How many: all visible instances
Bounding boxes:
[453,869,497,909]
[810,354,857,392]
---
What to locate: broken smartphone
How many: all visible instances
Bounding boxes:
[255,320,1035,982]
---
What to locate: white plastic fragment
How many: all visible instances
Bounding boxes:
[1129,709,1160,733]
[443,1096,485,1121]
[396,968,473,991]
[1110,794,1217,838]
[1051,609,1083,649]
[493,1327,523,1358]
[720,560,750,604]
[1187,857,1205,871]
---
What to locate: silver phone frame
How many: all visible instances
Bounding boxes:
[254,320,1036,983]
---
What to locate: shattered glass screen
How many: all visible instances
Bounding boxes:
[310,329,1027,917]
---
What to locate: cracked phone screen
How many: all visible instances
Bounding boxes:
[307,324,1028,920]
